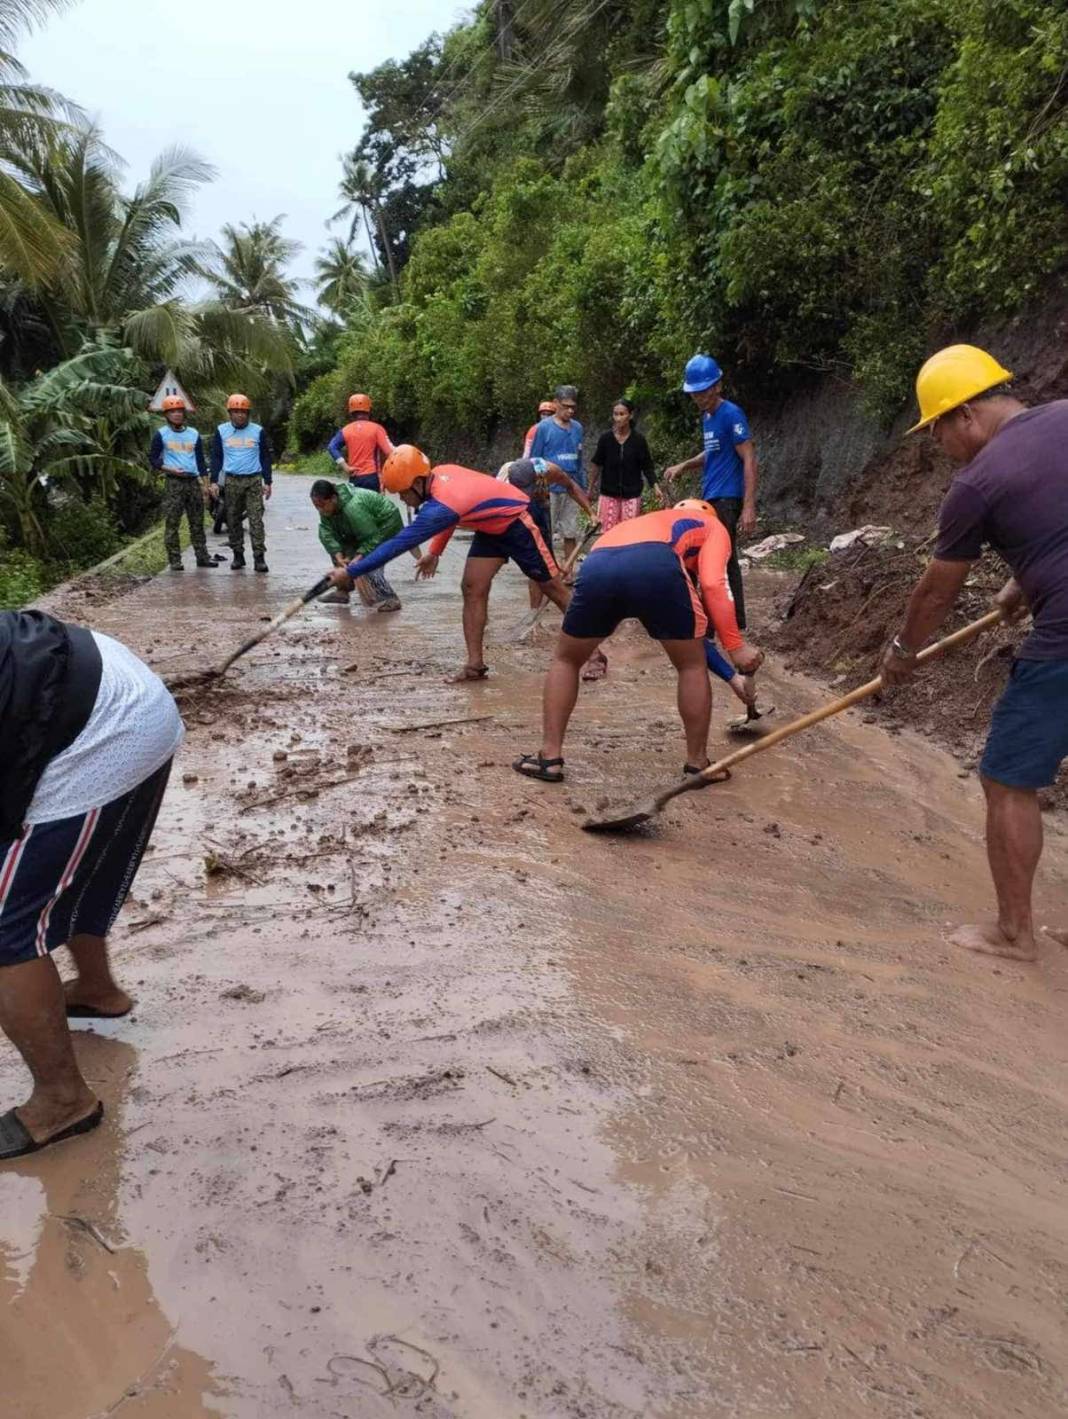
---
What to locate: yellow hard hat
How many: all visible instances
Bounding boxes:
[908,344,1013,433]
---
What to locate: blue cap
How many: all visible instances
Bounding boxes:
[682,353,723,393]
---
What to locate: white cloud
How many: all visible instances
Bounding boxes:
[19,0,469,288]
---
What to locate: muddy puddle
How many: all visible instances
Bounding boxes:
[4,477,1068,1418]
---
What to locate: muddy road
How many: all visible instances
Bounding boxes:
[4,475,1068,1419]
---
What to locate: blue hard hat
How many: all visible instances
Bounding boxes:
[682,353,723,393]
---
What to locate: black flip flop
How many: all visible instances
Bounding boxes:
[513,753,565,783]
[0,1101,104,1161]
[65,1003,133,1020]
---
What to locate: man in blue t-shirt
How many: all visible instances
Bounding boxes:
[665,354,759,628]
[530,384,586,563]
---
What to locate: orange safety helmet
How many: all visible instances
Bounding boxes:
[537,399,556,415]
[674,498,717,517]
[226,393,251,412]
[348,393,373,415]
[381,444,431,493]
[161,395,186,412]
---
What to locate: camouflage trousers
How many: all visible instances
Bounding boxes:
[225,476,266,559]
[162,476,208,566]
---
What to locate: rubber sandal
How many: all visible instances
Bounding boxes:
[513,753,565,783]
[683,763,710,776]
[65,1002,133,1020]
[0,1101,104,1161]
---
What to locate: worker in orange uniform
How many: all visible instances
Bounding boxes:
[326,394,395,491]
[523,399,556,458]
[325,445,607,683]
[513,501,763,781]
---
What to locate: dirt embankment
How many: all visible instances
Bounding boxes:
[764,542,1046,788]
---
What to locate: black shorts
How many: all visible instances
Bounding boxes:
[562,543,708,640]
[467,510,559,583]
[0,759,172,967]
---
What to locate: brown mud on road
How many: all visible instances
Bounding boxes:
[4,476,1068,1418]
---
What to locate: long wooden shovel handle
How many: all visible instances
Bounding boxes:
[670,608,1004,801]
[216,575,332,674]
[516,521,601,639]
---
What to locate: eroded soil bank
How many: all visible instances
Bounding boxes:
[3,476,1067,1418]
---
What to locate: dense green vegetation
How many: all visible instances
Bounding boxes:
[295,0,1068,455]
[0,0,319,604]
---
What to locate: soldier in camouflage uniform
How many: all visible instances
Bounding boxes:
[209,394,273,572]
[148,395,213,571]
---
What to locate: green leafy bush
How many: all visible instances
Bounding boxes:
[0,544,45,608]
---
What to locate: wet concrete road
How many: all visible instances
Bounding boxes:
[4,475,1068,1418]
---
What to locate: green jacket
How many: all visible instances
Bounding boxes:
[318,483,403,559]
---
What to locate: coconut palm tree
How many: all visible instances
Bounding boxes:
[196,216,313,329]
[331,154,398,295]
[12,129,295,393]
[0,0,82,285]
[314,237,369,315]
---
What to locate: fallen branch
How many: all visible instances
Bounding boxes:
[385,715,493,734]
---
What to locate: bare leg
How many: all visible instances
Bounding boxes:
[537,577,607,678]
[0,956,98,1142]
[454,556,503,678]
[63,934,132,1016]
[951,775,1041,961]
[528,581,545,610]
[662,638,712,768]
[563,538,576,567]
[540,633,605,760]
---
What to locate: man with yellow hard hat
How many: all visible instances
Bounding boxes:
[882,343,1068,963]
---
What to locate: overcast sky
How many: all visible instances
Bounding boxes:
[19,0,468,295]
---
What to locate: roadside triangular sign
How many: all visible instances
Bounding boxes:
[148,369,195,413]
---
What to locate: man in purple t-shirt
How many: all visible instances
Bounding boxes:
[882,343,1068,964]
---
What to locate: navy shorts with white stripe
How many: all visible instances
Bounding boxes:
[0,759,172,966]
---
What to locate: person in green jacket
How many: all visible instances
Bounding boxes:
[310,478,417,609]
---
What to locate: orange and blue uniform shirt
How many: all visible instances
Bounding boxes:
[342,465,558,583]
[563,507,742,648]
[327,420,394,490]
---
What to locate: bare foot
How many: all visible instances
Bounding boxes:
[446,664,489,684]
[949,921,1038,962]
[17,1087,100,1145]
[62,978,133,1018]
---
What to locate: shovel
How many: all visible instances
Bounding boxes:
[165,574,332,692]
[583,608,1003,833]
[510,520,602,642]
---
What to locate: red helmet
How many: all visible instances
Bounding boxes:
[348,393,373,414]
[381,444,431,493]
[537,400,556,415]
[226,393,251,412]
[674,499,717,518]
[161,395,185,412]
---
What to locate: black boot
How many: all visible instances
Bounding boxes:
[231,553,246,570]
[254,557,268,573]
[194,555,215,568]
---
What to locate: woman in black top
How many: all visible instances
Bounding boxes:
[589,398,660,531]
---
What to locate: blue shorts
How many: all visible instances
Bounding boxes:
[468,510,559,583]
[348,472,381,492]
[529,498,552,547]
[0,760,172,967]
[562,542,708,641]
[980,657,1068,789]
